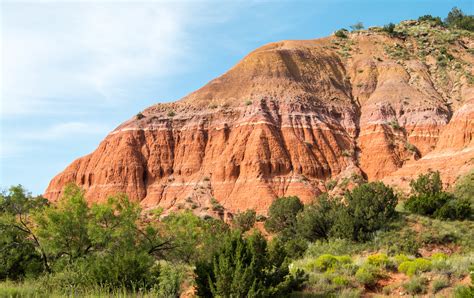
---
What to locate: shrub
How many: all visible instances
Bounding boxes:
[432,276,449,293]
[244,100,252,106]
[405,142,417,153]
[232,209,256,232]
[195,231,306,297]
[326,180,337,190]
[334,29,348,38]
[265,196,303,236]
[394,254,411,266]
[402,276,428,295]
[313,254,351,272]
[405,171,471,220]
[382,23,396,35]
[332,275,349,286]
[135,112,145,120]
[330,182,398,242]
[454,285,474,298]
[405,192,452,216]
[367,253,392,269]
[454,170,474,204]
[434,198,471,220]
[167,110,176,117]
[398,258,431,276]
[418,15,444,26]
[154,262,186,297]
[296,194,335,241]
[342,150,352,157]
[388,119,401,130]
[355,265,378,288]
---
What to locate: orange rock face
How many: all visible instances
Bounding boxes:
[45,23,474,214]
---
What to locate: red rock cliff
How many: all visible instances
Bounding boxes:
[45,22,474,214]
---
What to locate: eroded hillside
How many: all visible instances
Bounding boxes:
[45,20,474,215]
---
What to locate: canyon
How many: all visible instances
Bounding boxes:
[45,21,474,215]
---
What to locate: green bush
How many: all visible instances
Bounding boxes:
[402,276,428,295]
[454,170,474,205]
[434,198,471,220]
[432,276,449,293]
[418,15,444,26]
[334,29,348,38]
[265,196,303,236]
[405,171,471,220]
[330,182,398,242]
[195,231,306,297]
[154,261,186,297]
[232,209,256,232]
[296,194,335,241]
[454,285,474,298]
[313,254,351,272]
[398,258,431,276]
[355,265,378,288]
[366,253,392,269]
[382,23,396,35]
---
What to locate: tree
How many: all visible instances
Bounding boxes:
[445,7,464,27]
[163,210,229,263]
[0,185,49,279]
[264,196,303,236]
[232,209,256,232]
[296,194,335,241]
[409,171,442,197]
[405,172,471,220]
[445,7,474,31]
[34,184,93,263]
[195,231,306,297]
[331,182,398,241]
[350,22,364,31]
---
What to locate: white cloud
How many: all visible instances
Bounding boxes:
[1,2,193,116]
[20,121,110,140]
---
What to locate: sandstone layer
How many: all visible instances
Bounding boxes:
[45,21,474,215]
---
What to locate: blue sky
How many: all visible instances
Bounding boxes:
[1,0,473,195]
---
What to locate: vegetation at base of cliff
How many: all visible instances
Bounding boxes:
[2,169,473,297]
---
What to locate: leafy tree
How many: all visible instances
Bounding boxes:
[232,209,256,232]
[163,210,229,263]
[445,7,474,31]
[0,185,49,279]
[296,194,336,241]
[34,184,93,263]
[350,22,364,31]
[264,196,303,237]
[331,182,398,241]
[195,231,306,297]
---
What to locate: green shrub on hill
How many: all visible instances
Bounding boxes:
[405,171,471,220]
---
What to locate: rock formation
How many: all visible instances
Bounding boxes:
[45,21,474,215]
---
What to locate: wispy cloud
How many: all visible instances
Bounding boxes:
[20,121,110,140]
[1,2,194,116]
